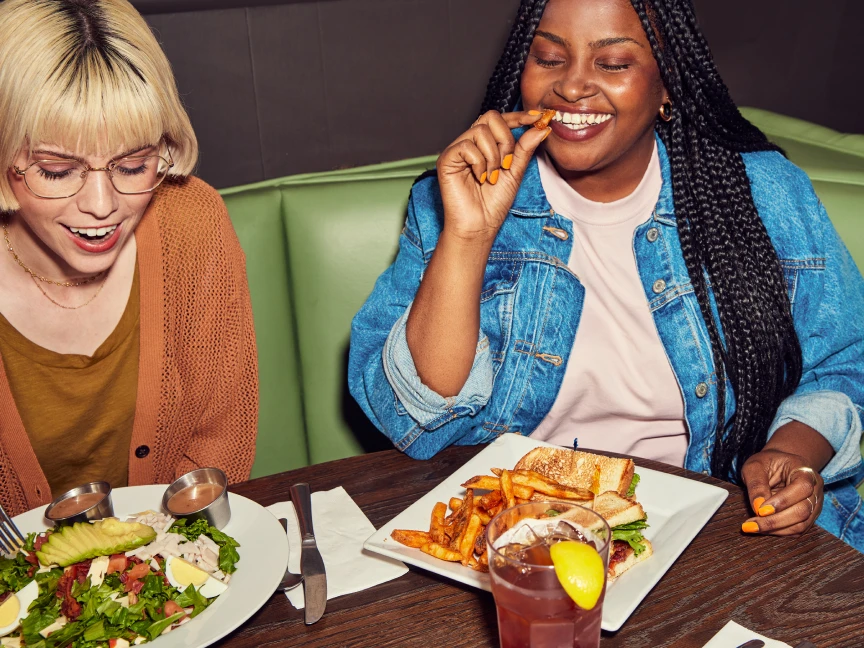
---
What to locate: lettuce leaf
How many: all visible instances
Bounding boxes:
[626,473,641,498]
[612,517,649,555]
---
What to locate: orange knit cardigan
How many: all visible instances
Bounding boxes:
[0,177,259,516]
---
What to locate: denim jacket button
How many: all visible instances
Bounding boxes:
[646,227,660,242]
[652,279,667,294]
[695,382,709,398]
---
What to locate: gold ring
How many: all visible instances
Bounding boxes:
[788,466,818,487]
[806,494,818,517]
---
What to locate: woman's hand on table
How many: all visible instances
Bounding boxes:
[437,110,550,244]
[740,421,832,536]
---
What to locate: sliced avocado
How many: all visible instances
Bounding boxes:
[37,519,156,567]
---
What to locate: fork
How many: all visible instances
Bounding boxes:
[0,503,26,555]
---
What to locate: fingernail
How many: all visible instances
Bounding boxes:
[489,169,500,185]
[753,497,765,511]
[479,172,487,184]
[502,154,513,170]
[528,110,542,115]
[541,129,551,141]
[742,521,759,533]
[758,505,775,517]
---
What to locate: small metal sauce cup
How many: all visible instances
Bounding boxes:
[45,481,114,525]
[162,467,231,529]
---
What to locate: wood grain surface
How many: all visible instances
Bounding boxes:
[214,446,864,648]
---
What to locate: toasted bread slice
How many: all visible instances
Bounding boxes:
[592,491,645,528]
[515,447,635,497]
[608,538,653,581]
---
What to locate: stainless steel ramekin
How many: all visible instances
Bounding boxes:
[162,467,231,529]
[45,481,114,525]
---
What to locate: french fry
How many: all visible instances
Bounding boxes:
[515,498,531,505]
[476,510,492,525]
[449,489,474,551]
[462,476,534,500]
[391,529,433,548]
[501,470,516,509]
[487,502,504,518]
[419,543,463,562]
[478,489,503,511]
[511,470,593,501]
[449,497,463,512]
[474,528,487,557]
[430,502,447,544]
[459,514,483,565]
[534,108,557,130]
[461,475,502,491]
[491,467,503,477]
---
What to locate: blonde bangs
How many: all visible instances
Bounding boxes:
[0,0,197,213]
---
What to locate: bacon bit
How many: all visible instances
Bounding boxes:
[610,540,629,566]
[56,570,83,620]
[23,552,38,565]
[124,578,144,595]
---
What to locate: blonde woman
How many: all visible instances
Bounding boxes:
[0,0,258,516]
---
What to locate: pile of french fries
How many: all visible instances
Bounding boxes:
[390,468,594,572]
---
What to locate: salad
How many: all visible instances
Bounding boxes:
[0,512,240,648]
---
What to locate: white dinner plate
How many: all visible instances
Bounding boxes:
[364,434,728,632]
[13,485,289,648]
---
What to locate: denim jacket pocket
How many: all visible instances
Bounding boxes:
[481,256,524,374]
[779,257,825,305]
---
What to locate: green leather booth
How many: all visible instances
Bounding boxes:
[219,109,864,479]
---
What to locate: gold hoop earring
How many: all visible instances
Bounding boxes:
[659,101,673,122]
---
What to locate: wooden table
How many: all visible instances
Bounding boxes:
[215,446,864,647]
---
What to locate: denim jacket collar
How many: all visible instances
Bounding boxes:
[510,130,677,226]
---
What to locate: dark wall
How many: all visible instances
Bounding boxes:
[138,0,864,189]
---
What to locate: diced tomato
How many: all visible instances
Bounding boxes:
[107,554,128,574]
[109,639,131,648]
[163,600,186,619]
[126,562,150,580]
[33,533,49,552]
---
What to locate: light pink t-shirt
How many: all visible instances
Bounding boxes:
[530,145,689,466]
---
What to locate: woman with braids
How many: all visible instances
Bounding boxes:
[349,0,864,549]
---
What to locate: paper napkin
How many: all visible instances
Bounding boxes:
[703,620,792,648]
[267,486,408,609]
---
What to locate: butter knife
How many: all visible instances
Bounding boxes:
[289,483,327,624]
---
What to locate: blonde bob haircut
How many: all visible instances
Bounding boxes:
[0,0,198,212]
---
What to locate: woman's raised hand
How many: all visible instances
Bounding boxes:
[436,110,550,243]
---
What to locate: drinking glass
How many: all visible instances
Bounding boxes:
[487,501,611,648]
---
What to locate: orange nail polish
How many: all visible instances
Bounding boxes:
[502,154,513,170]
[528,110,542,115]
[479,172,487,184]
[758,505,775,517]
[489,169,500,185]
[753,497,765,511]
[742,521,759,533]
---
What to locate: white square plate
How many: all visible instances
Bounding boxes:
[364,434,728,631]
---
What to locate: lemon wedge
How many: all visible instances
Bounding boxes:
[549,541,605,610]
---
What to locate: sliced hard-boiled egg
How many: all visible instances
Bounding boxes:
[164,556,228,599]
[0,580,39,637]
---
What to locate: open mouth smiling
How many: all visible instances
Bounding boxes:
[551,111,613,131]
[63,224,118,242]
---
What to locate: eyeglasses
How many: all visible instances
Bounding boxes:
[12,147,174,199]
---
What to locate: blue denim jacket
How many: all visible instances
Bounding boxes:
[348,134,864,551]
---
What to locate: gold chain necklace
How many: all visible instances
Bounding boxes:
[30,274,106,309]
[3,223,108,309]
[3,223,104,286]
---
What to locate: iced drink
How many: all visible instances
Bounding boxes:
[487,502,611,648]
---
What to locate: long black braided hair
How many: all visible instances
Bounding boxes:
[482,0,803,482]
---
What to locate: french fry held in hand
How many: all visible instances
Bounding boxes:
[420,542,463,562]
[390,529,433,548]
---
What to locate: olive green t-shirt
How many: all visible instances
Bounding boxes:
[0,264,139,498]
